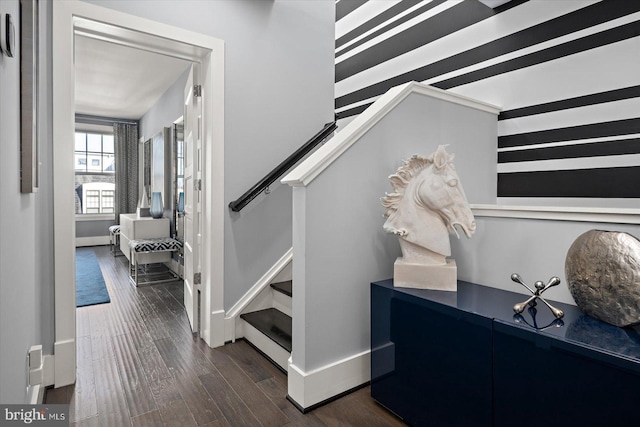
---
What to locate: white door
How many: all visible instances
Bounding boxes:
[183,64,202,332]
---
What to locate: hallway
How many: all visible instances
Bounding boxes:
[45,246,405,426]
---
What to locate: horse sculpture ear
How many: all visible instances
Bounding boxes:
[432,145,452,172]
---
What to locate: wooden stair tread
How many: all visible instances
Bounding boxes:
[270,280,292,297]
[240,308,292,352]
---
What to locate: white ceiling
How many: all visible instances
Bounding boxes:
[74,35,192,120]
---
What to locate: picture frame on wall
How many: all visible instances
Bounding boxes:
[20,0,39,193]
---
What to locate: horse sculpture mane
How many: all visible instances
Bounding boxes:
[381,154,432,219]
[382,145,475,266]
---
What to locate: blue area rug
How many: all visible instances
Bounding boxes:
[76,248,111,307]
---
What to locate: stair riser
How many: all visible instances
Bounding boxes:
[242,319,290,372]
[273,290,292,317]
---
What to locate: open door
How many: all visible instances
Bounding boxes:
[183,64,202,332]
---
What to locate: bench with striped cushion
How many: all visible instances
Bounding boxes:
[129,237,182,253]
[128,237,182,287]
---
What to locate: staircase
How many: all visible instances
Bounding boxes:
[240,280,292,372]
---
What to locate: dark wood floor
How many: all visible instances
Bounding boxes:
[45,246,406,426]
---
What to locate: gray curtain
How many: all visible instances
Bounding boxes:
[114,123,139,224]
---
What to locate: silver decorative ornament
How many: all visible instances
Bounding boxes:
[565,230,640,328]
[511,273,564,319]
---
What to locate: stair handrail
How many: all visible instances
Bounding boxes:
[229,121,337,212]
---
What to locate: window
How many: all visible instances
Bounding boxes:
[75,131,116,214]
[82,184,115,214]
[75,132,115,173]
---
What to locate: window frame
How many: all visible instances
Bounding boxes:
[74,126,116,219]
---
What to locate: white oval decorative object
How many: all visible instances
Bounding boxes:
[565,230,640,327]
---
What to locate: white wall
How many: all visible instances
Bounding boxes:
[452,216,640,304]
[293,92,497,373]
[140,66,189,141]
[0,0,53,403]
[140,66,190,229]
[84,0,336,309]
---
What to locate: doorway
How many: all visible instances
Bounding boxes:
[52,1,225,388]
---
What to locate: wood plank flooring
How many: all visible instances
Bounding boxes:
[45,246,406,426]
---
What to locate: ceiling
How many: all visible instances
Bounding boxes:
[74,35,192,120]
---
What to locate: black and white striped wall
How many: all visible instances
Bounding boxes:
[335,0,640,205]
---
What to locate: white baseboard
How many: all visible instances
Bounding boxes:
[26,350,56,404]
[287,349,371,410]
[27,384,42,405]
[43,355,55,387]
[75,236,110,247]
[54,339,76,387]
[206,309,226,348]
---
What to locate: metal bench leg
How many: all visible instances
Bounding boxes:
[128,250,179,287]
[113,232,120,256]
[134,255,139,286]
[128,253,138,287]
[111,231,122,257]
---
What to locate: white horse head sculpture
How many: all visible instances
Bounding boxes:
[381,146,476,265]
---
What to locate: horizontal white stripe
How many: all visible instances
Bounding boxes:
[477,203,640,221]
[336,0,433,57]
[497,153,640,173]
[336,1,402,39]
[497,133,640,152]
[335,0,596,98]
[498,98,640,136]
[496,197,640,210]
[338,17,640,117]
[422,12,640,87]
[334,95,379,113]
[494,198,640,209]
[336,1,462,65]
[450,36,640,112]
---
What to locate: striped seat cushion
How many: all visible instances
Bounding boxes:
[109,225,121,233]
[129,238,182,253]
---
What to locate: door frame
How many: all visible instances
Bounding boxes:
[52,0,225,387]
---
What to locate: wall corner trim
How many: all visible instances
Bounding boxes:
[287,349,371,410]
[205,310,226,349]
[281,81,501,187]
[472,204,640,224]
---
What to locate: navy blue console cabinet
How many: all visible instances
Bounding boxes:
[371,280,640,427]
